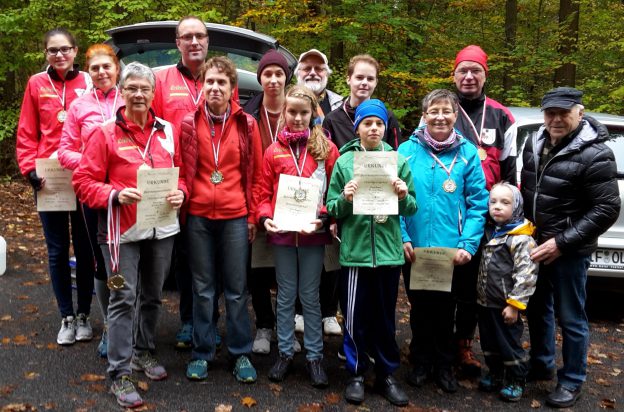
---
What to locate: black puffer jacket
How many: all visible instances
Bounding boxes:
[521,116,620,255]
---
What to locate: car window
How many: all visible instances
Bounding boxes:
[605,126,624,175]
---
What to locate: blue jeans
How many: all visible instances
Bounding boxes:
[39,207,94,318]
[273,244,324,360]
[186,215,252,361]
[527,253,590,390]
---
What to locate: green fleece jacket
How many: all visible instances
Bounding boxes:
[326,139,417,267]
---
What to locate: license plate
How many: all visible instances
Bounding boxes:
[591,248,624,270]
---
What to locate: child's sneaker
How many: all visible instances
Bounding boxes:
[499,382,524,402]
[186,359,208,380]
[131,353,167,381]
[97,327,108,358]
[57,316,76,345]
[175,323,193,349]
[75,313,93,341]
[479,373,504,392]
[110,375,143,408]
[233,355,257,383]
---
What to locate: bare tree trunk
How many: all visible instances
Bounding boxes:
[503,0,517,96]
[554,0,580,86]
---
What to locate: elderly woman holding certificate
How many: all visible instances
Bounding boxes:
[398,89,488,394]
[73,62,186,408]
[326,99,416,407]
[257,85,339,387]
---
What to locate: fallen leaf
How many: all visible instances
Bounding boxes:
[596,378,611,386]
[24,372,39,380]
[594,326,609,333]
[522,341,530,349]
[13,335,28,345]
[297,403,323,412]
[88,383,107,393]
[80,373,106,382]
[46,343,56,350]
[530,399,541,408]
[16,295,29,300]
[610,368,621,377]
[240,396,257,408]
[137,380,149,392]
[21,281,36,287]
[0,315,12,321]
[1,338,10,345]
[215,405,233,412]
[268,383,282,395]
[22,304,38,314]
[0,384,16,396]
[325,392,341,404]
[600,398,616,409]
[0,403,37,412]
[587,355,604,365]
[43,402,56,410]
[458,379,477,389]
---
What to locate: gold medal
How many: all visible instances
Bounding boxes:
[374,215,388,224]
[210,170,223,184]
[478,147,487,161]
[107,273,125,290]
[443,178,457,193]
[57,110,67,123]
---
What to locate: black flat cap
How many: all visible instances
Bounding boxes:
[541,87,583,110]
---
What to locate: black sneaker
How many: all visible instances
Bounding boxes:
[344,375,365,404]
[435,368,458,393]
[268,354,293,382]
[376,375,409,406]
[307,359,328,388]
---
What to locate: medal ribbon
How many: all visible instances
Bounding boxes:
[179,70,202,107]
[459,100,487,146]
[288,143,308,178]
[46,73,66,110]
[264,106,280,144]
[93,86,119,122]
[106,191,121,274]
[127,126,157,167]
[428,150,459,180]
[342,100,355,126]
[205,103,228,171]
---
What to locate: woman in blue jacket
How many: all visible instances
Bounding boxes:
[399,89,488,393]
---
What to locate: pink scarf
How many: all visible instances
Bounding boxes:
[423,127,457,152]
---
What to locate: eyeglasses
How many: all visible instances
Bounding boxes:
[177,33,208,42]
[45,46,74,56]
[426,110,456,117]
[123,86,153,95]
[299,65,327,74]
[454,68,485,77]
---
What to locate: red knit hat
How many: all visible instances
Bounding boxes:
[454,45,489,73]
[257,49,291,83]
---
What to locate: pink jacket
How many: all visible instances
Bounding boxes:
[59,87,124,170]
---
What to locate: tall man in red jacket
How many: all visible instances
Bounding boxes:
[451,45,517,377]
[151,15,209,349]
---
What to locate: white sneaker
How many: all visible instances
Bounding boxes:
[293,336,302,353]
[252,328,272,354]
[75,313,93,341]
[322,316,343,336]
[294,314,305,333]
[57,316,76,345]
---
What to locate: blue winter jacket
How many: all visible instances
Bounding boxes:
[399,127,488,256]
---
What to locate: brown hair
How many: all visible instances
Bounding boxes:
[284,85,331,161]
[84,44,120,72]
[200,56,237,87]
[347,54,380,77]
[176,15,207,37]
[43,28,76,48]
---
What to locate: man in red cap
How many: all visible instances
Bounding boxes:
[451,45,517,378]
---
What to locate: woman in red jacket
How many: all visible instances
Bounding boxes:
[59,44,124,358]
[73,62,187,408]
[257,85,339,387]
[15,28,93,347]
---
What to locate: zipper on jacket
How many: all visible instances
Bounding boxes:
[370,216,377,268]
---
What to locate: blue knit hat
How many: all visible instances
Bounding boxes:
[353,99,388,132]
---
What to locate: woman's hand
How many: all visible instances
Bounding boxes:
[263,218,280,234]
[392,178,408,200]
[342,180,358,202]
[118,188,142,205]
[453,248,472,265]
[166,189,184,210]
[403,242,415,263]
[300,219,323,235]
[502,305,519,325]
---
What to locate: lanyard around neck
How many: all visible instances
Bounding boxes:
[206,104,228,170]
[264,106,280,144]
[47,73,66,109]
[289,143,308,178]
[459,99,487,145]
[93,86,119,122]
[179,69,201,107]
[428,150,458,179]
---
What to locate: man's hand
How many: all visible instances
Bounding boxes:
[530,237,561,264]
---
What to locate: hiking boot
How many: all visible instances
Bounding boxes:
[175,323,193,349]
[75,313,93,342]
[57,316,76,346]
[307,359,329,388]
[233,355,257,383]
[97,327,108,358]
[457,339,481,376]
[252,328,272,355]
[322,317,342,336]
[268,354,293,382]
[110,375,143,408]
[131,353,167,381]
[186,359,208,381]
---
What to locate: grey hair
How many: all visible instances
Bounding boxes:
[294,62,332,76]
[573,103,585,113]
[422,89,459,113]
[120,62,155,89]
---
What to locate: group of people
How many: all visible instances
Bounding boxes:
[15,16,620,409]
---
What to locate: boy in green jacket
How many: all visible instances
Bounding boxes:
[326,99,417,406]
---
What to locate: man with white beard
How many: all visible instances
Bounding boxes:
[295,49,342,122]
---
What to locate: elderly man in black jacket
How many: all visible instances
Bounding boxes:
[521,87,620,408]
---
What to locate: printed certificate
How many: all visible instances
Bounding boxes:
[136,167,179,230]
[353,151,397,215]
[273,174,321,232]
[35,158,76,212]
[409,247,457,292]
